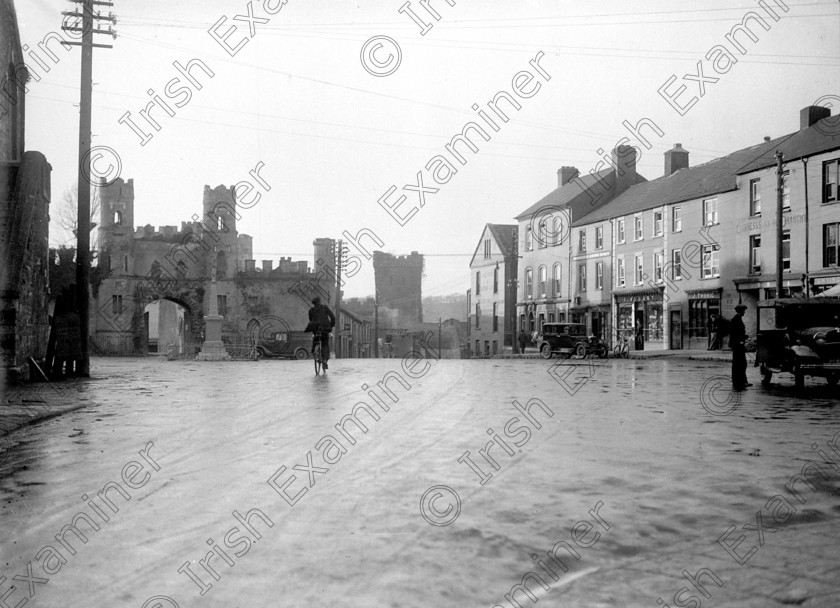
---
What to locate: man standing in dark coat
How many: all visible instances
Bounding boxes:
[730,304,751,389]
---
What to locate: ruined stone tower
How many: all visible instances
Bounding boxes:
[98,177,135,276]
[201,185,239,278]
[373,251,423,327]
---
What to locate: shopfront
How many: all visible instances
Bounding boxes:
[686,288,722,350]
[614,288,665,351]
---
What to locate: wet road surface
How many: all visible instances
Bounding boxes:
[1,356,838,607]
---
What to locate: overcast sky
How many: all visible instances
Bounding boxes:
[16,0,840,298]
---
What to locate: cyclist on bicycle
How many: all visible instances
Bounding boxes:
[308,296,335,369]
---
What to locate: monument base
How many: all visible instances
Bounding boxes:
[196,341,230,361]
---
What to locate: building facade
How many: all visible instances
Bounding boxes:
[513,147,646,344]
[565,106,840,351]
[467,223,517,356]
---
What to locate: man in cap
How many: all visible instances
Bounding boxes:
[308,296,335,369]
[729,303,751,389]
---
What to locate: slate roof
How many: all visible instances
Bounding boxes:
[577,137,784,225]
[469,223,517,268]
[487,224,518,257]
[515,168,646,222]
[736,115,840,174]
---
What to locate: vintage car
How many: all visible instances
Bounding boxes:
[256,330,312,360]
[755,297,840,388]
[538,323,596,359]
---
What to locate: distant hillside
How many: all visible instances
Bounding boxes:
[423,294,467,322]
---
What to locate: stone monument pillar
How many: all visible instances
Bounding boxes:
[196,260,230,360]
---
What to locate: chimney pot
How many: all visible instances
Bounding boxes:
[764,136,771,142]
[664,143,689,176]
[558,166,579,187]
[800,105,831,130]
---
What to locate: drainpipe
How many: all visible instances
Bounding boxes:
[803,157,810,298]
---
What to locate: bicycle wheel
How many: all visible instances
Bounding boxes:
[313,342,322,375]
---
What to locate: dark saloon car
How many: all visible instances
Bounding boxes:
[538,323,590,359]
[756,297,840,387]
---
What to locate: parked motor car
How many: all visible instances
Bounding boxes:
[256,330,312,360]
[538,323,589,359]
[755,297,840,388]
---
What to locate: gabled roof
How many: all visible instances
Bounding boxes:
[515,168,611,221]
[736,116,840,174]
[468,223,517,268]
[514,168,647,223]
[577,137,783,225]
[487,223,517,257]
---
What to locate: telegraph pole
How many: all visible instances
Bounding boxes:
[775,151,784,298]
[335,240,343,359]
[374,291,379,358]
[62,0,117,376]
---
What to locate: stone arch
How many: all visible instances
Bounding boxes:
[134,278,205,355]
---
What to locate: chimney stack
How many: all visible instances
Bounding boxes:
[801,106,831,130]
[558,166,579,187]
[612,145,637,194]
[664,143,689,176]
[245,259,256,272]
[262,260,273,273]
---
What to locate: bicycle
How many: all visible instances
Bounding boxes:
[613,333,630,359]
[312,331,330,375]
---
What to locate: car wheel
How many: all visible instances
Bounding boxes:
[573,343,586,359]
[540,344,552,359]
[598,346,608,359]
[294,348,309,360]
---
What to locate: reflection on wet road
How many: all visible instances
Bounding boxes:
[0,357,838,607]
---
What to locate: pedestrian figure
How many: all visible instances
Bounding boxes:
[518,331,527,354]
[634,320,644,351]
[730,304,751,390]
[708,313,719,350]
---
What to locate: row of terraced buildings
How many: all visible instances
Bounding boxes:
[468,106,840,355]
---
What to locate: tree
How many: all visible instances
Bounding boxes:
[51,182,100,250]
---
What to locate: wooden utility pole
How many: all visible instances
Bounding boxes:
[335,240,343,359]
[62,0,116,376]
[775,151,784,298]
[374,291,379,358]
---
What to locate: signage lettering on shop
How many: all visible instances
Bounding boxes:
[735,212,805,234]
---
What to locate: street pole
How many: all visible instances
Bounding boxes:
[802,158,810,298]
[438,317,441,358]
[335,240,342,359]
[374,291,379,358]
[776,151,784,298]
[62,0,116,376]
